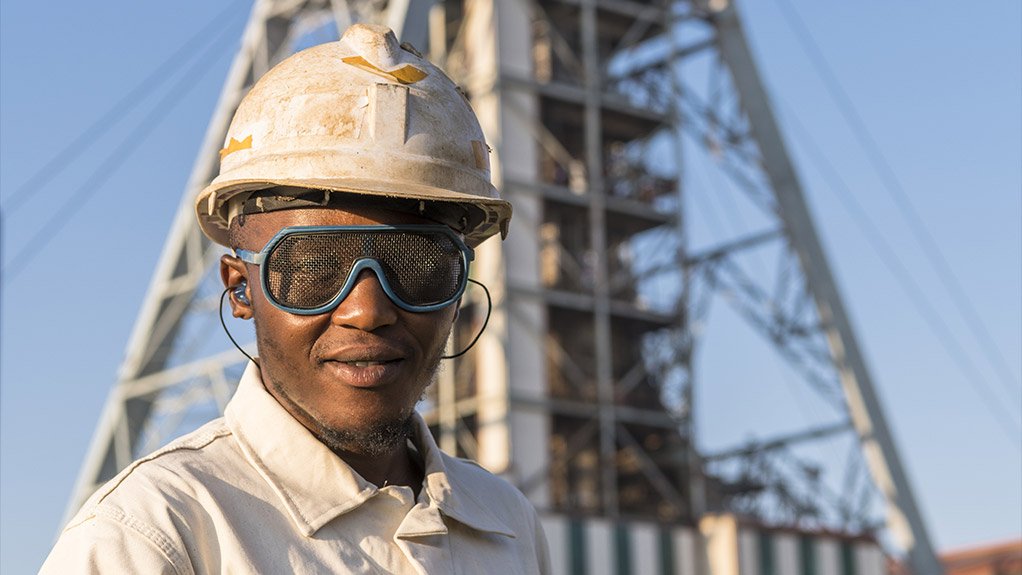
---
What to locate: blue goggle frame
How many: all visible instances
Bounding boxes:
[235,224,474,314]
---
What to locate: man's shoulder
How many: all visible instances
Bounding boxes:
[440,452,535,513]
[45,419,253,574]
[441,453,514,487]
[72,418,238,524]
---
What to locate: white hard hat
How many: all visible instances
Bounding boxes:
[196,23,511,248]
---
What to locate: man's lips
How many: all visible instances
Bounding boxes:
[322,343,407,364]
[320,344,409,387]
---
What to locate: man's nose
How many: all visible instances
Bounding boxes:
[330,268,400,330]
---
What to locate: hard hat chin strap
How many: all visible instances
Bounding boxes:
[441,279,492,360]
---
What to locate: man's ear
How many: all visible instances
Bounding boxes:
[220,254,253,320]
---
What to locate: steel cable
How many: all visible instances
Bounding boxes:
[782,100,1022,446]
[1,19,239,283]
[772,0,1021,400]
[0,0,246,215]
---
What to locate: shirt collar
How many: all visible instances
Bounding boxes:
[411,413,516,538]
[225,363,515,538]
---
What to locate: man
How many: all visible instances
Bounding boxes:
[42,23,549,574]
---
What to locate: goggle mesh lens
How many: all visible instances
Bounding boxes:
[264,230,465,310]
[370,232,463,305]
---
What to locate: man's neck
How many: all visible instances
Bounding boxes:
[338,442,424,499]
[257,372,426,498]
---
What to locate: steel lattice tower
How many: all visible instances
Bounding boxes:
[67,0,942,572]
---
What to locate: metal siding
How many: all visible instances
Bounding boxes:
[818,539,841,575]
[541,515,569,575]
[540,515,887,575]
[588,519,614,575]
[739,528,761,575]
[659,528,676,575]
[841,541,857,575]
[673,528,698,575]
[758,531,775,575]
[775,533,799,575]
[616,524,633,575]
[799,536,817,575]
[570,518,588,575]
[631,522,659,575]
[855,542,885,575]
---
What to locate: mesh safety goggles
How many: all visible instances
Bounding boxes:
[235,224,474,314]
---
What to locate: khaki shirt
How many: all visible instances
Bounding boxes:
[42,365,549,574]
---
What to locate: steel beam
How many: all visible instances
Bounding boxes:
[702,2,942,572]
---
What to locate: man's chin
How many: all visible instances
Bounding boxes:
[316,416,416,458]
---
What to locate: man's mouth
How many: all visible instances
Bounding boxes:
[340,359,400,367]
[321,343,410,388]
[323,351,406,388]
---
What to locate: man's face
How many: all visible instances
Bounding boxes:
[222,205,458,456]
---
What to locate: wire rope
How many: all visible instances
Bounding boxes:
[772,0,1021,399]
[0,0,246,215]
[781,101,1021,446]
[1,20,238,284]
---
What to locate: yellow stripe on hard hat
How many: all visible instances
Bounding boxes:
[219,135,252,159]
[341,56,428,84]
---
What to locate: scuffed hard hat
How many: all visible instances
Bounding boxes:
[195,23,511,248]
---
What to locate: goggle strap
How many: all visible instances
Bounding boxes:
[234,248,265,265]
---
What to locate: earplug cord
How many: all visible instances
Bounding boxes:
[441,279,491,360]
[220,287,258,365]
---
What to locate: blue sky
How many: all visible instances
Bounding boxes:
[1,1,1019,572]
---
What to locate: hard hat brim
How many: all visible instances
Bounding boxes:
[196,177,511,249]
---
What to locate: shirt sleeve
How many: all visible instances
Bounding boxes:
[39,508,184,575]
